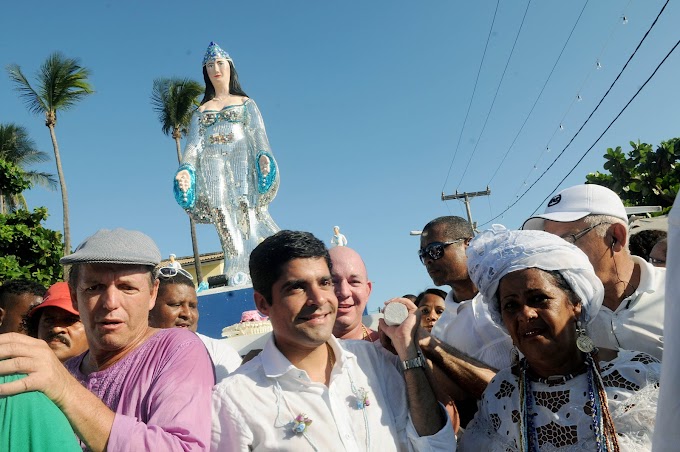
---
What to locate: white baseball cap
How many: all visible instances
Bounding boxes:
[522,184,628,230]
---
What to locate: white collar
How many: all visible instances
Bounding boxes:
[261,334,355,380]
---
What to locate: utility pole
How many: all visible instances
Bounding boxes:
[441,186,491,232]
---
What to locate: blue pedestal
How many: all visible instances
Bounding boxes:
[196,285,256,339]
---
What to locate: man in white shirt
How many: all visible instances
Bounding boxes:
[149,266,242,382]
[211,230,455,451]
[418,216,513,370]
[414,216,513,426]
[523,184,665,360]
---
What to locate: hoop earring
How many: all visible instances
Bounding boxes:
[576,320,595,353]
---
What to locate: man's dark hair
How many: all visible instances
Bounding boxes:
[629,229,667,261]
[249,230,331,305]
[0,279,46,309]
[422,216,473,240]
[415,288,448,307]
[23,305,43,338]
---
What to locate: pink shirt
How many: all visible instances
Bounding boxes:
[66,328,214,451]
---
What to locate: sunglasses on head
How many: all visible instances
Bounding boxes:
[418,239,467,264]
[156,266,194,281]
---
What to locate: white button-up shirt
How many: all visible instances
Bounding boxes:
[589,255,665,360]
[432,293,514,370]
[197,333,243,384]
[430,291,460,339]
[211,335,456,451]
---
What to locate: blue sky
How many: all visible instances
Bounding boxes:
[2,1,678,314]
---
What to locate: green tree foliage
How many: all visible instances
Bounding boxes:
[0,159,31,198]
[0,123,56,213]
[0,160,63,285]
[586,138,679,213]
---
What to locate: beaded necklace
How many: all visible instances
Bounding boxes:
[518,356,613,452]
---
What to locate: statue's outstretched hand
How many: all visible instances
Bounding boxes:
[258,155,270,177]
[176,170,191,193]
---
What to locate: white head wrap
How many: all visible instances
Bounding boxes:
[466,225,604,329]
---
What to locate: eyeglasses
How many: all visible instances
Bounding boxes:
[559,222,610,244]
[156,266,194,281]
[418,239,467,264]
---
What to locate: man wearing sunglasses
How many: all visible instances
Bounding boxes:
[417,216,512,368]
[416,216,513,427]
[523,184,666,361]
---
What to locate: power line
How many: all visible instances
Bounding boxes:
[441,0,500,192]
[503,0,633,201]
[456,0,533,191]
[530,38,680,216]
[485,0,590,186]
[478,0,671,226]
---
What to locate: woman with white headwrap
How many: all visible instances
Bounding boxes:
[459,225,659,451]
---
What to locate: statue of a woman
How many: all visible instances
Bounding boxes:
[174,42,280,286]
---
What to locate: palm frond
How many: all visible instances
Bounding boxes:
[24,170,58,190]
[0,124,50,165]
[151,77,203,138]
[0,122,57,192]
[40,53,94,112]
[6,64,47,115]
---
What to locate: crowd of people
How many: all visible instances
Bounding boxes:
[0,182,673,451]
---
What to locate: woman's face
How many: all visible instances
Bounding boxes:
[498,268,581,364]
[418,293,446,332]
[205,58,230,87]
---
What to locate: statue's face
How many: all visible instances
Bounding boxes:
[205,58,230,87]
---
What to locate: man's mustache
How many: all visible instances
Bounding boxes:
[45,332,70,347]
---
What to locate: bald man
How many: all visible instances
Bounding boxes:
[329,246,379,341]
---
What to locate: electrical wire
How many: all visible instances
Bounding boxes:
[456,0,533,191]
[485,0,590,186]
[529,38,680,216]
[504,0,633,201]
[477,0,671,226]
[441,0,500,192]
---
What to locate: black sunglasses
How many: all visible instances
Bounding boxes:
[418,239,466,264]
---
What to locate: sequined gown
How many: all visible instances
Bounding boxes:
[174,98,279,284]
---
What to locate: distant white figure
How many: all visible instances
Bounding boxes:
[168,253,182,270]
[330,225,347,247]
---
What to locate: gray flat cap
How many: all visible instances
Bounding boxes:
[61,228,161,266]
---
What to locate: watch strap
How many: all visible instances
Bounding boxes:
[400,350,425,371]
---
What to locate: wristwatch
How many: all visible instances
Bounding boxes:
[400,350,426,371]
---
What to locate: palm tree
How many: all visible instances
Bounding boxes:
[0,123,57,213]
[7,52,94,254]
[151,77,205,283]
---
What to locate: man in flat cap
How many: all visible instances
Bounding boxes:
[0,228,215,451]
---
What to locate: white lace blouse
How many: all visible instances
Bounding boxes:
[460,349,660,451]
